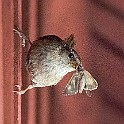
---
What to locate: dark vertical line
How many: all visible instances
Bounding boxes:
[89,0,124,21]
[49,87,57,124]
[13,0,22,123]
[21,0,30,124]
[36,1,49,124]
[90,28,124,60]
[13,1,19,124]
[36,0,42,124]
[102,92,124,115]
[35,87,42,124]
[37,0,44,36]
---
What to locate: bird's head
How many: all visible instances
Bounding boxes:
[63,34,81,70]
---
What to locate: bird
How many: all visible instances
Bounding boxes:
[13,28,98,96]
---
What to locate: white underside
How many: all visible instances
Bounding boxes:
[31,62,75,87]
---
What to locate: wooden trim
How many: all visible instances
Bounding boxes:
[0,0,22,123]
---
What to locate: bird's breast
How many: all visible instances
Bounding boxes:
[31,61,75,87]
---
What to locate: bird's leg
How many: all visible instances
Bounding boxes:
[13,26,32,47]
[13,27,33,95]
[13,84,34,95]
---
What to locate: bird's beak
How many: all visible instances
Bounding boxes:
[70,59,79,69]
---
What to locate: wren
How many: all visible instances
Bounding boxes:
[13,28,98,96]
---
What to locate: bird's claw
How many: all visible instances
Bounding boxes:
[13,85,25,95]
[13,27,30,47]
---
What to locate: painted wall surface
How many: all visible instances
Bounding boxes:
[0,0,124,124]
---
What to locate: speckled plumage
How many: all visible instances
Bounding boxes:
[27,35,79,87]
[13,28,98,96]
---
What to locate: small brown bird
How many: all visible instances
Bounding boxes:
[13,28,98,96]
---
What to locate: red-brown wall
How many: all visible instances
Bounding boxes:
[0,0,124,124]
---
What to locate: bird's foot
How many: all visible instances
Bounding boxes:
[13,85,27,95]
[13,26,32,47]
[13,84,34,95]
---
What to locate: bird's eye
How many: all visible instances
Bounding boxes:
[68,53,74,58]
